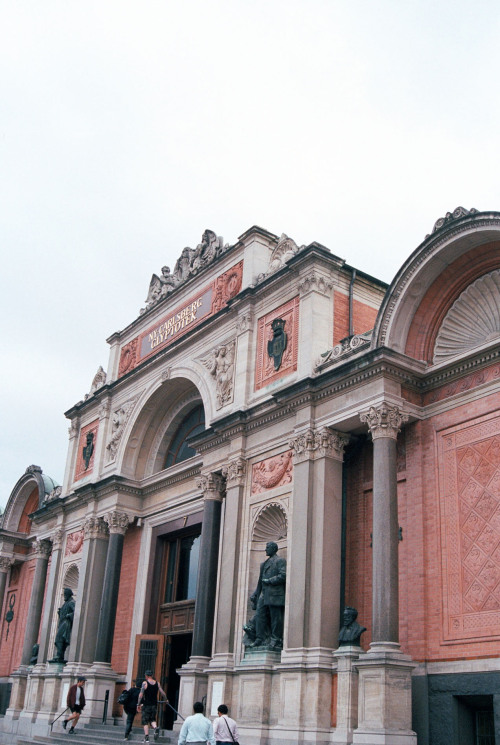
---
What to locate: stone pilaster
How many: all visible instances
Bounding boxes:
[37,529,64,663]
[67,517,109,665]
[93,511,130,663]
[20,539,52,666]
[0,554,14,619]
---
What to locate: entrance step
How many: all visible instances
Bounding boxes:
[16,722,172,745]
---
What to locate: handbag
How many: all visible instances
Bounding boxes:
[223,715,239,745]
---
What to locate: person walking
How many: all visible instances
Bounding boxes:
[121,680,141,740]
[178,701,215,745]
[212,704,239,745]
[137,670,167,743]
[62,676,86,734]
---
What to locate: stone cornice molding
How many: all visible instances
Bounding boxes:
[103,511,131,535]
[83,516,109,540]
[222,457,247,487]
[0,556,14,572]
[360,404,409,440]
[289,427,350,464]
[32,538,52,560]
[196,473,224,501]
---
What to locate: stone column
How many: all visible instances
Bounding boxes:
[67,517,109,665]
[353,403,416,745]
[36,529,64,663]
[191,473,223,657]
[359,403,408,645]
[21,539,52,666]
[0,555,14,618]
[94,511,130,663]
[178,473,223,720]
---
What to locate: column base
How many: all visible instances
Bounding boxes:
[353,644,416,745]
[177,656,210,721]
[332,645,364,743]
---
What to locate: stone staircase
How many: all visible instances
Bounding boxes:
[15,722,173,745]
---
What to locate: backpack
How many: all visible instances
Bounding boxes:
[118,689,130,706]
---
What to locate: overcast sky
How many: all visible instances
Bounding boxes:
[1,0,500,511]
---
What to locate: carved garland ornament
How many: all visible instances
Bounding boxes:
[106,396,139,463]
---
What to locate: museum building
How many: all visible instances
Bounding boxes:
[1,208,499,745]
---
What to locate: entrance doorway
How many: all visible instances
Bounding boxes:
[162,633,192,729]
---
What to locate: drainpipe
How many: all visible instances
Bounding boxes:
[348,268,357,338]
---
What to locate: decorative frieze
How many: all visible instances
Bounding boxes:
[83,516,109,540]
[289,428,349,463]
[103,511,131,535]
[360,404,409,440]
[222,457,247,487]
[197,473,224,501]
[201,340,236,410]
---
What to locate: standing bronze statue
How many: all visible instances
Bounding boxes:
[50,588,75,662]
[244,541,286,650]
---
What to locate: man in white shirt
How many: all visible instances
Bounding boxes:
[178,701,215,745]
[212,705,239,745]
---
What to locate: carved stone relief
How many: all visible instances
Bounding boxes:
[84,366,107,400]
[65,530,84,556]
[201,340,236,410]
[251,451,293,494]
[106,396,139,463]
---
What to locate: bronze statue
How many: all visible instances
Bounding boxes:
[245,541,286,650]
[29,643,39,665]
[51,588,75,662]
[338,606,366,647]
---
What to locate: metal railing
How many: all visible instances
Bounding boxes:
[50,691,109,731]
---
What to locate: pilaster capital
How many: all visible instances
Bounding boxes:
[83,516,109,540]
[31,538,52,560]
[98,398,111,420]
[0,555,14,573]
[103,511,131,535]
[297,270,333,297]
[221,457,247,487]
[289,427,349,463]
[51,528,65,550]
[68,418,80,440]
[196,472,225,501]
[359,403,409,440]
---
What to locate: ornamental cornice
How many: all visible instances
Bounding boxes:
[196,473,224,501]
[83,516,109,540]
[222,457,247,486]
[359,404,409,440]
[31,538,52,559]
[289,427,350,463]
[103,511,131,535]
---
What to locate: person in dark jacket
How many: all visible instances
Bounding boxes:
[122,680,141,740]
[63,676,86,734]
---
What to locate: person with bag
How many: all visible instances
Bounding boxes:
[212,704,239,745]
[119,680,141,740]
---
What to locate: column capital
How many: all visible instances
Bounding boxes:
[196,472,224,501]
[221,457,247,487]
[360,403,409,440]
[31,538,52,560]
[83,516,109,540]
[289,427,350,463]
[51,528,65,550]
[102,511,131,535]
[0,555,14,573]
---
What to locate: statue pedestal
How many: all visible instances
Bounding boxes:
[2,666,29,739]
[84,662,119,725]
[353,643,417,745]
[332,645,364,744]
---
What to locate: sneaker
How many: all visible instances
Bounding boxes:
[62,720,68,730]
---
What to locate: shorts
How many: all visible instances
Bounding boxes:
[141,704,157,725]
[70,705,82,714]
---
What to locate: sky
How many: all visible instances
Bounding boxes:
[1,0,500,511]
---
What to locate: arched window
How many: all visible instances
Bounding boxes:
[164,404,205,468]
